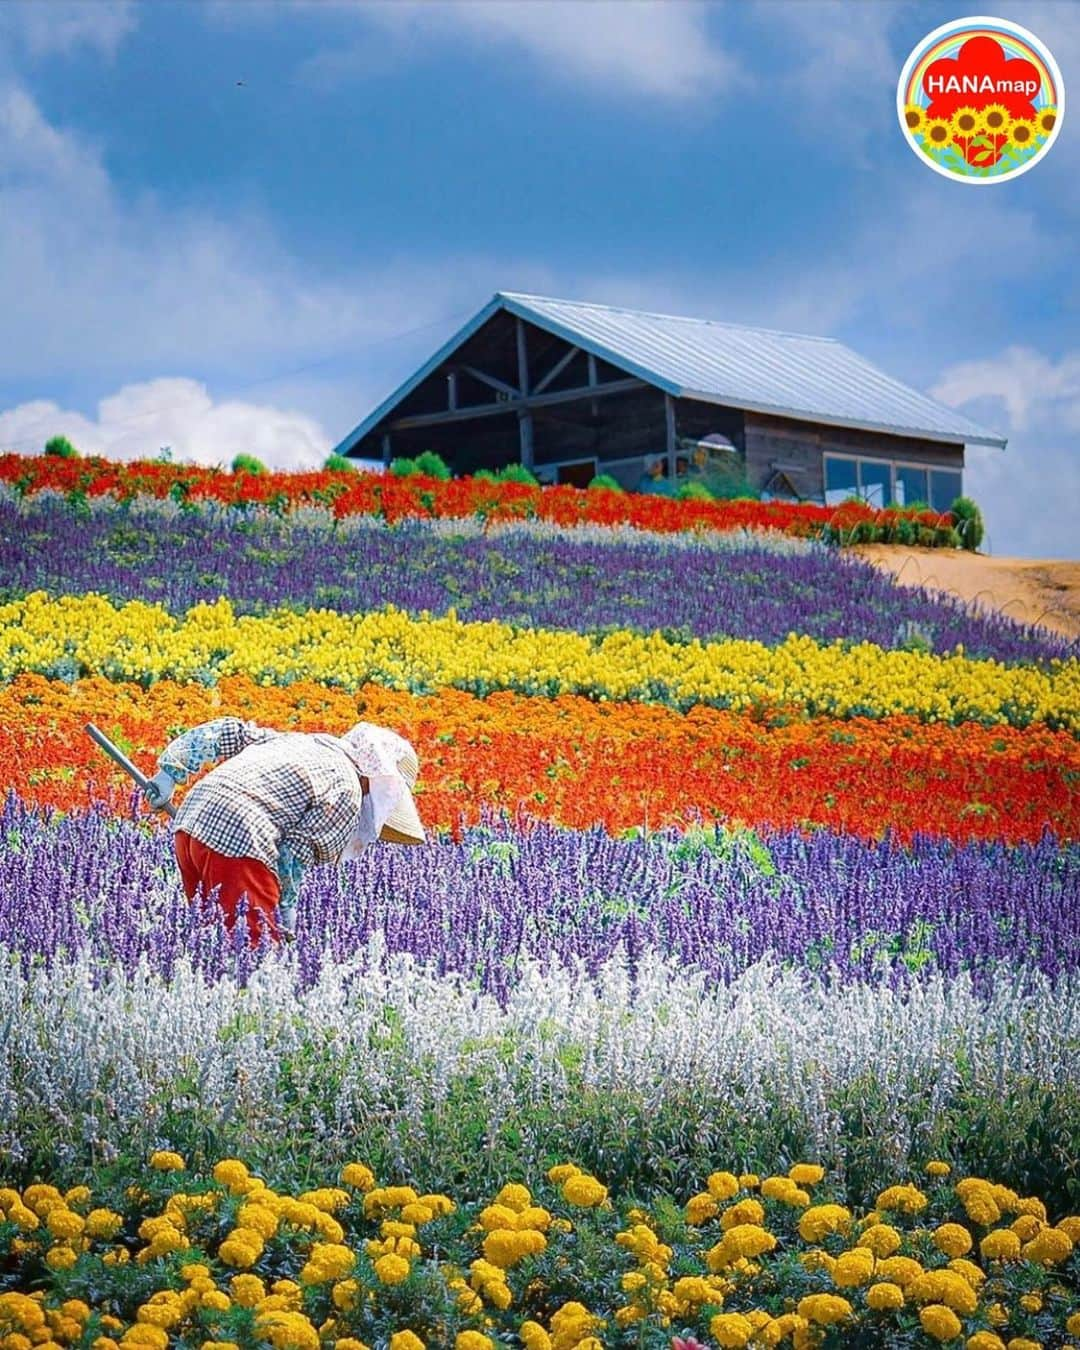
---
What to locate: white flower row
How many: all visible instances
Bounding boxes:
[2,942,1075,1173]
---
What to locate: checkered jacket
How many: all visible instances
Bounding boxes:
[160,718,363,877]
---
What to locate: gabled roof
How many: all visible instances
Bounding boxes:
[334,291,1007,455]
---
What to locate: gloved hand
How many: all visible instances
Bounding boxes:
[143,768,176,811]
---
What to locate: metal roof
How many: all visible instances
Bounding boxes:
[334,292,1006,454]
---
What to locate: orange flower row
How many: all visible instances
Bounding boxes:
[7,674,1077,843]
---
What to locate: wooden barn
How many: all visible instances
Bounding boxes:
[333,293,1006,508]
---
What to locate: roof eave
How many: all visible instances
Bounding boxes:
[680,388,1008,450]
[333,295,506,457]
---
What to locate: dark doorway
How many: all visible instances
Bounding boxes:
[556,460,597,488]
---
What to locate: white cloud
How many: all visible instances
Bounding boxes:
[0,1,138,58]
[932,346,1080,559]
[297,0,738,101]
[0,378,331,471]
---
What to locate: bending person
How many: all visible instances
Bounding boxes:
[143,717,424,943]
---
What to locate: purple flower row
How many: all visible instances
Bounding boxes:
[2,795,1076,1000]
[0,495,1072,663]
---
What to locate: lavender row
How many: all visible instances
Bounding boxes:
[0,492,1071,663]
[2,795,1076,997]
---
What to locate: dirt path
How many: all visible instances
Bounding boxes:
[852,545,1080,642]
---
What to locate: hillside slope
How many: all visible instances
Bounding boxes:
[854,545,1080,641]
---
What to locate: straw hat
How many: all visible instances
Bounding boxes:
[334,723,425,845]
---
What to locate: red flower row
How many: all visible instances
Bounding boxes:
[0,453,952,539]
[6,675,1076,844]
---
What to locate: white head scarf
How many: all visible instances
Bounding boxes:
[313,723,424,858]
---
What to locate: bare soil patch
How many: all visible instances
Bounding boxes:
[852,545,1080,642]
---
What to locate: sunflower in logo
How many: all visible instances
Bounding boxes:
[903,103,926,133]
[1036,106,1058,136]
[1010,118,1038,151]
[980,103,1013,137]
[921,118,952,153]
[949,106,980,141]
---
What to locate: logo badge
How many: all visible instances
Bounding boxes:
[898,16,1063,183]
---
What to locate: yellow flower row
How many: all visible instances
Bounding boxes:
[2,593,1077,730]
[3,1154,1080,1350]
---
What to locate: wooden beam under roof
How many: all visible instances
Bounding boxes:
[387,376,646,431]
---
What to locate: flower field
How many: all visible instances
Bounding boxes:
[0,459,1077,1347]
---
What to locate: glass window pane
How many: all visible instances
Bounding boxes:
[930,468,962,513]
[895,464,929,508]
[825,457,858,506]
[859,458,891,508]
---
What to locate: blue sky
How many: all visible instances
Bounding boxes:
[0,0,1076,558]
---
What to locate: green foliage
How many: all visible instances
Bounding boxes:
[413,450,452,480]
[389,457,421,477]
[495,462,540,486]
[323,453,355,473]
[587,473,623,492]
[472,469,499,484]
[231,453,268,476]
[676,480,715,502]
[951,495,985,551]
[44,435,79,459]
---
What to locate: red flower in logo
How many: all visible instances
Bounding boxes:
[922,35,1040,166]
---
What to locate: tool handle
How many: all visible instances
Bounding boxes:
[84,722,178,818]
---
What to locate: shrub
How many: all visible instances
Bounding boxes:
[496,463,539,486]
[587,473,623,492]
[44,435,79,459]
[951,496,985,551]
[324,453,355,473]
[472,469,499,483]
[414,450,452,481]
[676,481,715,502]
[231,453,268,475]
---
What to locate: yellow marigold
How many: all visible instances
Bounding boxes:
[1019,1293,1042,1314]
[797,1294,852,1326]
[1068,1314,1080,1337]
[707,1172,740,1201]
[709,1313,753,1348]
[987,1303,1008,1326]
[926,1161,952,1177]
[149,1152,185,1172]
[479,1204,518,1232]
[1005,1341,1040,1350]
[62,1189,91,1214]
[876,1184,928,1215]
[799,1249,836,1275]
[120,1328,168,1350]
[482,1228,546,1269]
[920,1304,962,1342]
[908,1271,978,1315]
[685,1193,719,1226]
[301,1243,356,1284]
[789,1164,825,1186]
[373,1254,410,1286]
[297,1188,349,1214]
[1057,1216,1080,1243]
[362,1186,418,1217]
[707,1223,777,1270]
[798,1204,852,1243]
[965,1334,1006,1350]
[230,1276,266,1308]
[519,1323,551,1350]
[46,1211,84,1242]
[866,1282,904,1311]
[84,1210,123,1240]
[330,1280,358,1313]
[965,1193,1002,1227]
[493,1183,531,1212]
[832,1247,875,1287]
[212,1160,250,1189]
[979,1229,1022,1262]
[201,1343,240,1350]
[738,1174,760,1189]
[44,1248,77,1272]
[935,1223,974,1258]
[518,1206,551,1233]
[340,1164,375,1192]
[237,1204,278,1239]
[388,1334,423,1350]
[760,1176,810,1207]
[858,1223,902,1257]
[546,1164,580,1185]
[218,1237,259,1269]
[1024,1228,1072,1264]
[874,1255,923,1289]
[1013,1195,1045,1220]
[947,1259,985,1289]
[200,1291,231,1312]
[561,1175,607,1208]
[721,1198,765,1231]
